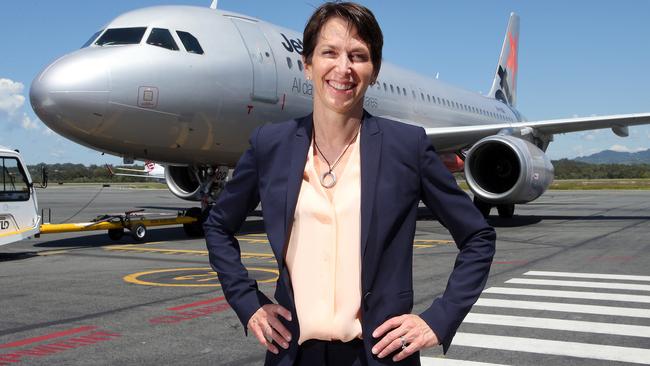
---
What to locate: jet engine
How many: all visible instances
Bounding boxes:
[464,135,554,204]
[164,165,202,201]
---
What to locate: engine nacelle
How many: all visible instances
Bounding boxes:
[164,165,202,201]
[464,135,554,204]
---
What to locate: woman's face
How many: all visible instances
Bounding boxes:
[305,17,375,116]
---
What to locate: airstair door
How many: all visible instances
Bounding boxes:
[231,18,279,103]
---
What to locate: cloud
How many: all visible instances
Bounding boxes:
[21,114,39,130]
[608,144,646,153]
[581,133,595,141]
[0,77,40,131]
[0,78,26,115]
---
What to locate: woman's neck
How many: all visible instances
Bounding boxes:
[312,104,363,148]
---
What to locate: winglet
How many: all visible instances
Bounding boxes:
[488,12,520,107]
[210,0,218,9]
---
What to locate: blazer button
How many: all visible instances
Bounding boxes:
[363,291,372,307]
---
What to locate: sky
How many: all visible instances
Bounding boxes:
[1,0,649,165]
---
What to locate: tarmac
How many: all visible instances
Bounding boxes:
[1,185,649,365]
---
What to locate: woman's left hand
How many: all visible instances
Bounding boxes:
[371,314,439,362]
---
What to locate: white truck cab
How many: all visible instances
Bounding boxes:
[0,146,40,246]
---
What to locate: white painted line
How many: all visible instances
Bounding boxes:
[464,313,650,337]
[525,270,650,282]
[506,278,650,291]
[475,298,650,318]
[484,287,650,303]
[420,358,509,366]
[452,333,650,364]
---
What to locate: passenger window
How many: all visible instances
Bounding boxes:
[396,86,401,95]
[420,93,424,101]
[176,30,204,54]
[390,85,394,93]
[82,29,104,48]
[287,57,293,69]
[95,27,147,46]
[297,60,303,71]
[412,90,416,99]
[383,82,387,92]
[0,158,29,202]
[147,28,179,51]
[402,87,406,96]
[427,94,431,102]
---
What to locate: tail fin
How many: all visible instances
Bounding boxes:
[488,12,520,107]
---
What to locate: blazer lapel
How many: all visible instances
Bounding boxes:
[360,112,382,259]
[282,114,312,268]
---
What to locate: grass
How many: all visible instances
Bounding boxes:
[457,179,650,190]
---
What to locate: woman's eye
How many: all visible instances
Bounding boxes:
[351,54,368,61]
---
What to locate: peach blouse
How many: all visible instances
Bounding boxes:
[284,129,363,345]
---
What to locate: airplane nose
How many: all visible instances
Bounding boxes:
[30,52,110,136]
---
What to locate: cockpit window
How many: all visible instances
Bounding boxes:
[146,28,179,51]
[176,31,204,55]
[81,29,104,48]
[95,27,147,46]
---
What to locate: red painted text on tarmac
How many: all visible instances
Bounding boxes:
[0,328,121,365]
[149,296,231,325]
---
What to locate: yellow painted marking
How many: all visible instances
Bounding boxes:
[105,245,274,260]
[37,250,69,256]
[414,239,453,244]
[123,267,278,287]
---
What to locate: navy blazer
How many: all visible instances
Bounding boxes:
[204,111,496,365]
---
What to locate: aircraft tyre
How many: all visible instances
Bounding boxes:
[131,223,147,242]
[108,228,124,241]
[497,203,515,218]
[473,197,492,219]
[183,207,205,237]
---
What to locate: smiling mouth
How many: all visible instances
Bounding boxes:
[327,80,356,91]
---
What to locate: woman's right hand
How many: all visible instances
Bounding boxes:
[247,304,293,354]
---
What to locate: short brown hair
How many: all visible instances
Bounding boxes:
[303,2,383,78]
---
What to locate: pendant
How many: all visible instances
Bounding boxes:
[320,170,337,188]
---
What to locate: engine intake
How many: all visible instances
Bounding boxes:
[165,165,201,201]
[465,135,554,204]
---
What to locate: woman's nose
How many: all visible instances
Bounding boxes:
[335,54,352,74]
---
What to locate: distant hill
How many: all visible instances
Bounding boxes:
[574,149,650,165]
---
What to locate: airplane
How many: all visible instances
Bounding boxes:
[106,161,165,181]
[29,3,650,226]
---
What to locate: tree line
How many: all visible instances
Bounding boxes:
[26,163,151,183]
[26,160,650,184]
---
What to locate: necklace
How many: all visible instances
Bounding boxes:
[313,126,359,188]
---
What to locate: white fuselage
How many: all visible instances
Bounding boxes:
[30,6,519,167]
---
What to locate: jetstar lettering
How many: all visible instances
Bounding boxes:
[280,33,303,54]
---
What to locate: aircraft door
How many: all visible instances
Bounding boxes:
[231,19,279,103]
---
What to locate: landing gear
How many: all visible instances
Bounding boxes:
[497,204,515,218]
[473,197,492,219]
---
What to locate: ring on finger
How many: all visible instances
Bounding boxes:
[400,335,409,350]
[265,326,274,344]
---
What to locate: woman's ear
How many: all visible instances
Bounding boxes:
[303,56,312,81]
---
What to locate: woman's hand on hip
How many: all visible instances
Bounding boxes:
[371,314,439,362]
[248,304,293,354]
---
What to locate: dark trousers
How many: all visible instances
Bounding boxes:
[294,339,368,366]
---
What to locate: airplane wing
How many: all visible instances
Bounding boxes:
[381,112,650,152]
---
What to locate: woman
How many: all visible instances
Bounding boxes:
[204,2,496,365]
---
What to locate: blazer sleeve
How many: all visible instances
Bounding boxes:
[203,126,273,335]
[415,129,496,353]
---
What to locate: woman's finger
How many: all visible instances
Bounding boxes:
[391,330,421,362]
[267,315,292,343]
[269,304,293,322]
